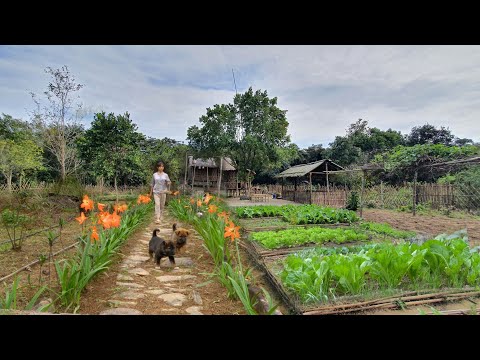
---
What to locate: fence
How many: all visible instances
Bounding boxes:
[255,182,480,211]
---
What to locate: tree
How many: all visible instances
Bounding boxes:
[373,143,479,184]
[292,144,326,165]
[187,87,291,181]
[77,112,145,190]
[139,137,187,186]
[327,119,405,166]
[0,139,44,191]
[406,124,455,146]
[0,114,34,142]
[30,65,84,181]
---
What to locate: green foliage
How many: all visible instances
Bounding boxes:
[346,191,359,211]
[139,137,187,185]
[77,111,146,187]
[251,227,369,249]
[1,208,30,250]
[0,277,48,312]
[280,232,480,304]
[54,201,152,312]
[359,222,415,239]
[0,139,44,190]
[235,204,359,225]
[374,144,479,183]
[187,87,292,181]
[406,124,455,146]
[326,119,405,166]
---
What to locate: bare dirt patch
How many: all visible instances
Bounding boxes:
[360,208,480,246]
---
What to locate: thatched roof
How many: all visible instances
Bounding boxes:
[274,159,344,178]
[188,156,236,171]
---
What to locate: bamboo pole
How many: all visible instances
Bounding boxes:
[217,156,223,197]
[413,169,418,216]
[380,180,384,209]
[0,242,78,283]
[206,166,209,190]
[326,162,329,205]
[309,172,312,205]
[360,171,365,218]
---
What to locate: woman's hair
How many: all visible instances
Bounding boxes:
[155,161,165,168]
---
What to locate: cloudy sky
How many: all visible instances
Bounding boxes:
[1,45,479,148]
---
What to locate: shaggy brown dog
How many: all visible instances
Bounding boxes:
[149,228,176,266]
[172,223,191,254]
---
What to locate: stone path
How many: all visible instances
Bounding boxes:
[99,213,205,315]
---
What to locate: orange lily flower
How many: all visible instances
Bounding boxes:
[110,211,121,228]
[172,190,180,196]
[208,204,218,213]
[114,204,128,213]
[204,193,213,204]
[80,195,94,212]
[196,199,202,207]
[217,211,229,221]
[76,212,87,225]
[224,220,240,242]
[189,198,195,204]
[97,202,106,212]
[91,226,99,242]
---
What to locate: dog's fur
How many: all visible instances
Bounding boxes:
[149,228,176,266]
[172,223,191,253]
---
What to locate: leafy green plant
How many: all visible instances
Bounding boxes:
[346,191,359,211]
[1,208,30,250]
[0,277,48,312]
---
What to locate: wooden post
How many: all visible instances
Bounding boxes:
[326,162,329,205]
[294,177,297,202]
[206,166,209,190]
[309,172,313,205]
[380,180,384,209]
[413,169,418,216]
[360,170,365,218]
[236,172,239,197]
[217,156,223,197]
[192,163,196,191]
[282,177,284,199]
[184,153,188,192]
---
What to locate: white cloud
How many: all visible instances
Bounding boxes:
[1,45,480,148]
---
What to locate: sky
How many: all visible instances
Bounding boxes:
[1,45,480,149]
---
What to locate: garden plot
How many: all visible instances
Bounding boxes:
[237,204,359,234]
[251,231,480,315]
[243,221,416,258]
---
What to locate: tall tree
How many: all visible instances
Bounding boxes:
[0,139,44,191]
[30,65,84,181]
[77,112,145,189]
[0,114,34,141]
[187,87,291,181]
[406,124,455,146]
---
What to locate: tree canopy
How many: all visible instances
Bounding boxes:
[187,87,292,180]
[77,112,145,187]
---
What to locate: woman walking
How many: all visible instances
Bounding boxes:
[150,160,171,223]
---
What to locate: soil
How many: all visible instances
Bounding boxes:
[77,211,248,315]
[2,200,479,315]
[359,208,480,247]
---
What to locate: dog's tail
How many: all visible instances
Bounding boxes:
[172,223,177,231]
[152,228,161,237]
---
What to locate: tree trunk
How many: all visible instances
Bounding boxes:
[7,170,12,192]
[60,139,66,181]
[114,176,118,203]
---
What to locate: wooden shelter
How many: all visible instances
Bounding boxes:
[274,159,344,203]
[187,156,238,192]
